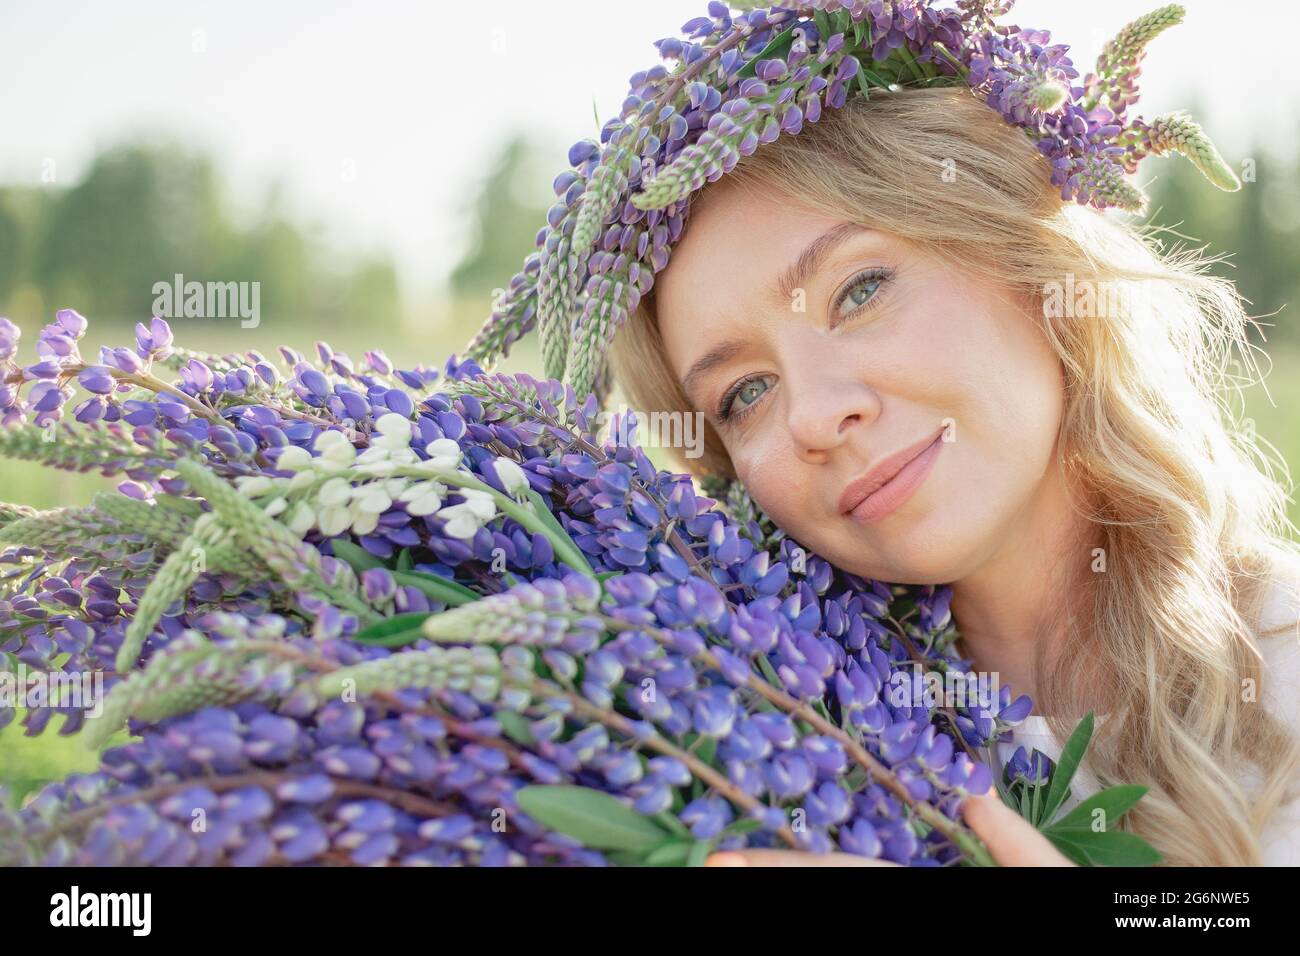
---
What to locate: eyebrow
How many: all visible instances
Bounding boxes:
[678,221,869,403]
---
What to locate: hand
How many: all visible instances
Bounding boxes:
[959,791,1076,866]
[703,792,1076,867]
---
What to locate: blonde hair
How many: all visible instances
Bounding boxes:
[609,86,1300,865]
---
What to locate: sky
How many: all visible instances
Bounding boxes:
[4,0,1297,306]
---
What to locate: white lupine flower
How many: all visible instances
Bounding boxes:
[263,496,288,518]
[318,477,352,508]
[352,484,392,515]
[403,489,443,517]
[437,504,481,540]
[424,438,461,470]
[349,503,380,537]
[354,444,401,477]
[318,446,357,471]
[275,445,314,472]
[397,479,445,503]
[491,457,530,498]
[397,479,445,517]
[372,413,413,451]
[384,477,409,498]
[374,412,412,436]
[317,504,352,537]
[315,430,357,469]
[314,429,350,453]
[355,460,397,478]
[288,470,318,494]
[460,488,497,521]
[435,490,498,540]
[286,501,316,536]
[235,475,276,498]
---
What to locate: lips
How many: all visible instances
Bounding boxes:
[838,427,947,516]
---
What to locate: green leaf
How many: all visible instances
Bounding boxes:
[830,9,853,35]
[860,65,891,87]
[656,811,692,839]
[596,570,620,583]
[391,569,479,606]
[330,539,385,573]
[1046,785,1149,834]
[1047,835,1094,866]
[352,612,433,647]
[523,487,595,576]
[686,840,712,867]
[993,774,1020,812]
[720,818,765,838]
[516,785,672,852]
[852,15,870,49]
[495,710,536,746]
[855,61,873,101]
[734,23,800,80]
[1046,828,1163,867]
[643,840,694,866]
[1039,711,1094,825]
[394,548,415,572]
[603,849,648,867]
[814,10,832,44]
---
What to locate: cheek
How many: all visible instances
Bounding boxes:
[928,304,1067,551]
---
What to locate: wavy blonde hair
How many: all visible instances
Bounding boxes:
[608,86,1300,866]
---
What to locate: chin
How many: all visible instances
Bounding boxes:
[835,498,980,585]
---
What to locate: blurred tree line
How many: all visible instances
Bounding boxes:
[2,124,1294,352]
[1143,144,1300,347]
[0,141,402,333]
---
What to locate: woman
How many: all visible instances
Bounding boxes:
[606,87,1300,866]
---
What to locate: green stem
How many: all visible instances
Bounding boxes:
[391,466,594,578]
[532,678,802,851]
[930,42,971,81]
[600,612,997,866]
[893,45,927,83]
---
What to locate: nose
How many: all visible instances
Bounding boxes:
[785,365,881,464]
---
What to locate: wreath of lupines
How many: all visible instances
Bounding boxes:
[0,311,1159,866]
[463,0,1241,403]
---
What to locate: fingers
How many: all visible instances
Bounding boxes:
[704,849,898,867]
[960,791,1076,867]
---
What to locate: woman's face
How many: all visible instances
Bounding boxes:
[655,182,1067,584]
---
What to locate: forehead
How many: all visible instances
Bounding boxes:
[655,183,842,351]
[660,183,840,297]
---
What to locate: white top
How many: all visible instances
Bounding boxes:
[993,551,1300,865]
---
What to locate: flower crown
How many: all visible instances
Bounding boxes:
[464,1,1239,403]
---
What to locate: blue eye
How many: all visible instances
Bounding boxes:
[833,268,892,322]
[717,375,772,425]
[715,267,892,427]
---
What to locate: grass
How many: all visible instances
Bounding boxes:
[0,712,115,809]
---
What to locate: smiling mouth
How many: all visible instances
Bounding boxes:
[841,429,946,525]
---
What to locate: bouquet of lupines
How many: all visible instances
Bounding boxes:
[0,309,1055,867]
[465,1,1241,401]
[0,312,1159,868]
